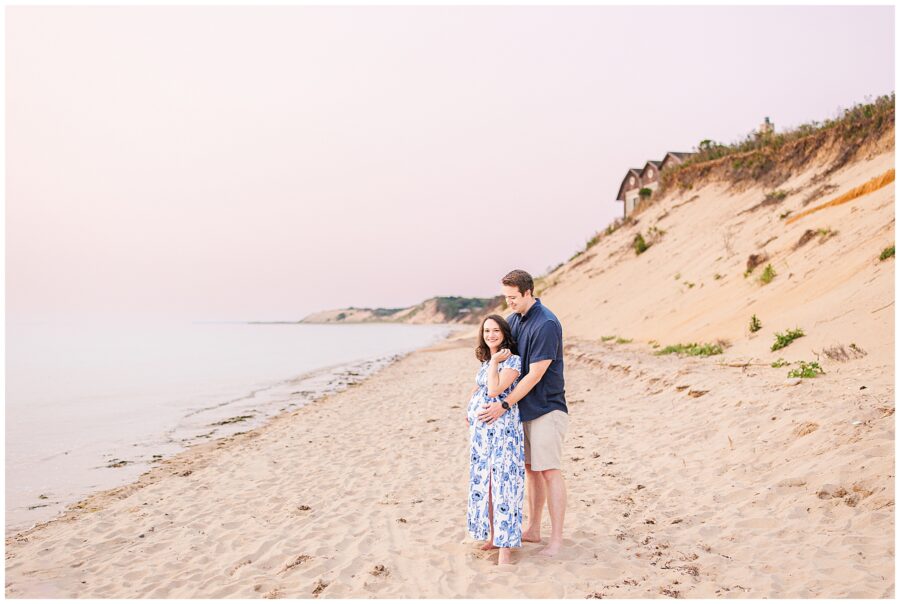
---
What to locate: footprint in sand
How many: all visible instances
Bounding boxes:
[794,422,819,437]
[280,554,312,574]
[226,558,252,577]
[370,564,390,577]
[659,585,682,598]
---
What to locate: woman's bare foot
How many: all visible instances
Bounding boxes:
[539,540,562,557]
[498,548,514,565]
[480,541,498,551]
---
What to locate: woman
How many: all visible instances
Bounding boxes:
[466,314,525,565]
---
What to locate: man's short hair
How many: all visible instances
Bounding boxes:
[501,269,534,296]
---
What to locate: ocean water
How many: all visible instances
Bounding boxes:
[6,320,457,534]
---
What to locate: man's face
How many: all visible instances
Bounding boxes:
[502,285,532,314]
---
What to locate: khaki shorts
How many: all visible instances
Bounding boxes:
[523,410,569,471]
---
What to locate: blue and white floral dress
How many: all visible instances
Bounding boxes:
[466,355,525,547]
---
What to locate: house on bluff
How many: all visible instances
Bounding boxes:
[616,151,694,217]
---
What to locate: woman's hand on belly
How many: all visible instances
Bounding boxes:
[477,400,508,425]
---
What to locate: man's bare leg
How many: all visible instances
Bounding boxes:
[539,469,566,556]
[480,476,498,550]
[522,464,545,543]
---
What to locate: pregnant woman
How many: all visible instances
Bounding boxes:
[466,314,525,565]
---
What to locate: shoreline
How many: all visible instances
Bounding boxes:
[6,325,468,539]
[5,334,893,597]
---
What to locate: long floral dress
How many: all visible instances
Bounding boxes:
[466,355,525,547]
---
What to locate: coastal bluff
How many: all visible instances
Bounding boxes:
[300,295,503,325]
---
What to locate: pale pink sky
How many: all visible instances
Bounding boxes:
[7,6,894,322]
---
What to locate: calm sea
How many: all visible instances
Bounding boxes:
[6,320,458,534]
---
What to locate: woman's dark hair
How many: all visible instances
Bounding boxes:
[475,314,518,362]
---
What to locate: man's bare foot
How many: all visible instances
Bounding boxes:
[522,529,542,543]
[539,541,562,557]
[480,541,499,551]
[498,548,514,565]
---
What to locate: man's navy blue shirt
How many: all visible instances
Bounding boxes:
[507,298,567,422]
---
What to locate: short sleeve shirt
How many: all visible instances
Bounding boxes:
[507,299,567,422]
[476,355,523,398]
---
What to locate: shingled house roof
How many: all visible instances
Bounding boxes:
[659,151,696,172]
[616,169,644,202]
[615,152,698,206]
[640,160,663,180]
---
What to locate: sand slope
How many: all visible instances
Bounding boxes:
[541,146,894,367]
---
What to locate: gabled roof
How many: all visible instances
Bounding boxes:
[614,152,699,204]
[640,160,663,179]
[616,169,643,202]
[659,151,695,172]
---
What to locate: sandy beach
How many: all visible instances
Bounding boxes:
[5,328,893,598]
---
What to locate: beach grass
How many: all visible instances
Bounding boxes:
[787,361,825,378]
[771,328,805,351]
[759,264,777,285]
[749,314,762,332]
[656,342,724,357]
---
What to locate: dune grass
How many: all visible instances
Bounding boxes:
[656,342,724,357]
[749,314,762,333]
[771,328,805,351]
[787,361,825,379]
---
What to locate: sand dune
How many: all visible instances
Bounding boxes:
[541,149,895,366]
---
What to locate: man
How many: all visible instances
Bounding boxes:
[477,269,568,557]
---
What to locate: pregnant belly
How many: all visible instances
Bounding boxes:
[468,390,518,425]
[467,391,484,423]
